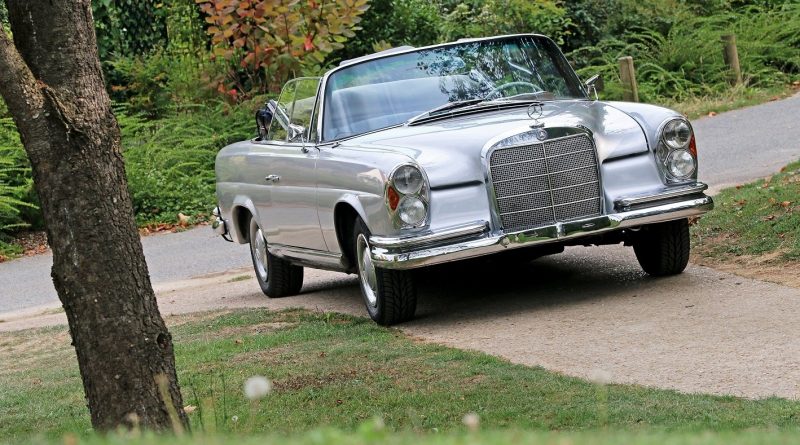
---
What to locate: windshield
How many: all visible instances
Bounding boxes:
[322,35,585,141]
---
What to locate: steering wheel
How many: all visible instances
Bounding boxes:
[485,81,540,99]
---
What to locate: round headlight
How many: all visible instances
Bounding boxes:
[392,165,424,195]
[663,119,692,150]
[667,149,696,178]
[397,196,427,226]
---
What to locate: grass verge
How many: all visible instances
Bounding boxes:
[1,309,799,443]
[662,85,798,120]
[692,159,800,286]
[10,430,800,445]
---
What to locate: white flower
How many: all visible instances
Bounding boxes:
[462,412,480,431]
[231,415,239,423]
[244,375,272,400]
[588,368,613,385]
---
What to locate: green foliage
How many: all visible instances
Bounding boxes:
[105,50,222,118]
[440,0,569,44]
[0,117,38,235]
[196,0,370,97]
[331,0,444,62]
[571,3,800,103]
[120,103,253,225]
[92,0,169,60]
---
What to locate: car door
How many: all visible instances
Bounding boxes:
[251,77,327,251]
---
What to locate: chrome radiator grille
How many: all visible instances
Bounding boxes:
[489,134,602,233]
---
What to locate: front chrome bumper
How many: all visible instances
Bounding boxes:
[370,193,714,270]
[211,206,231,240]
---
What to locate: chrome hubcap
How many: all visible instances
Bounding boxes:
[356,233,378,308]
[253,228,269,282]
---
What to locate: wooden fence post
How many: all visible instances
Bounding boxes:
[721,34,743,86]
[618,56,639,102]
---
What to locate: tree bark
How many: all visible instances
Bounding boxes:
[0,0,187,431]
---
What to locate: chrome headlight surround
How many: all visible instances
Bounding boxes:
[385,164,430,229]
[656,117,697,183]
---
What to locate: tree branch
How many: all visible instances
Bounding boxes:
[0,29,46,156]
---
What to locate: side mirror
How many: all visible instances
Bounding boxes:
[255,102,274,141]
[584,74,603,100]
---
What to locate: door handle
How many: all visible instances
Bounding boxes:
[265,174,281,183]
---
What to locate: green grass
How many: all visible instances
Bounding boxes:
[8,430,800,445]
[1,309,799,444]
[692,160,800,262]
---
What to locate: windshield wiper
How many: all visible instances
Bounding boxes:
[406,98,486,125]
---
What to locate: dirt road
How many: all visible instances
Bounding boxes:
[5,244,799,401]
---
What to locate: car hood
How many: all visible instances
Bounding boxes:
[344,100,651,188]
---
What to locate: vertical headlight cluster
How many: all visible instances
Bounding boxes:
[387,164,429,228]
[657,118,697,182]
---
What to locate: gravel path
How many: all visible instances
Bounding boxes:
[5,245,798,400]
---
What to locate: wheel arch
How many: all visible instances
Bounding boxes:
[230,198,258,244]
[333,199,369,272]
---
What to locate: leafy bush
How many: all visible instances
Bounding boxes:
[440,0,569,43]
[92,0,169,60]
[196,0,369,97]
[571,3,800,103]
[0,117,39,237]
[120,103,254,225]
[105,50,223,118]
[331,0,444,62]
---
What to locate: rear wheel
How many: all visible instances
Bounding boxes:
[249,218,303,297]
[632,218,690,276]
[353,218,417,325]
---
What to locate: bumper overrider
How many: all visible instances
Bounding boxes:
[370,183,713,270]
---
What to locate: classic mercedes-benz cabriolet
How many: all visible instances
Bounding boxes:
[212,34,713,325]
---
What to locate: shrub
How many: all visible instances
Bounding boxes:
[196,0,370,97]
[92,0,169,60]
[105,50,223,118]
[120,102,254,225]
[331,0,444,62]
[440,0,569,44]
[0,116,39,236]
[571,3,800,103]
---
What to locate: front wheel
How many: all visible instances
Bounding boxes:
[353,218,417,325]
[249,218,303,297]
[632,218,690,276]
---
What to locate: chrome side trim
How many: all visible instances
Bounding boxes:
[615,182,708,209]
[268,244,348,272]
[371,195,713,270]
[370,221,489,249]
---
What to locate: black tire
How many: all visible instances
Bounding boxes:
[353,218,417,325]
[248,218,303,297]
[632,218,690,276]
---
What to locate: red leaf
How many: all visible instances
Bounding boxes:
[304,33,314,51]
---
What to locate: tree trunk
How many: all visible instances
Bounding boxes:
[0,0,187,431]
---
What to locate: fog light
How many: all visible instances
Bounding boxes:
[667,149,696,178]
[397,196,426,226]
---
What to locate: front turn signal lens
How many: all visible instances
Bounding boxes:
[387,186,400,211]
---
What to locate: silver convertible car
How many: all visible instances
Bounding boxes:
[212,34,713,325]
